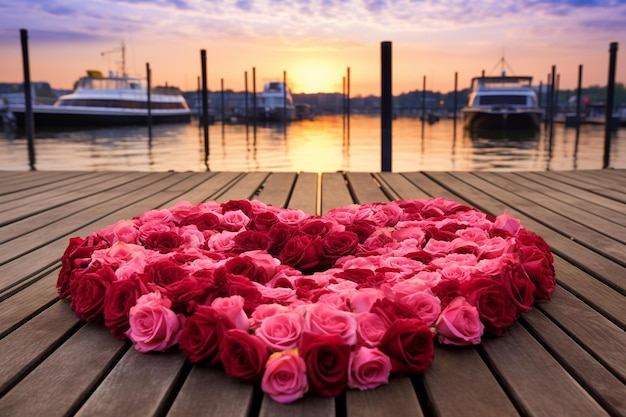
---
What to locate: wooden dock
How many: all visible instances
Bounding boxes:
[1,169,624,417]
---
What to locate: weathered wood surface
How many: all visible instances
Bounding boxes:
[1,169,624,417]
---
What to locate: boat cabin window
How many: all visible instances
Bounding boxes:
[478,95,528,106]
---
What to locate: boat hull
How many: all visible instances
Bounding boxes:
[462,109,542,131]
[10,105,191,128]
[256,107,296,123]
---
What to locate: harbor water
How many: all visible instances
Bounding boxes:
[1,115,625,172]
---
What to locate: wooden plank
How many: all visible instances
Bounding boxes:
[0,171,83,197]
[288,172,318,214]
[0,323,127,417]
[424,346,519,417]
[321,172,353,214]
[518,171,626,216]
[259,394,335,417]
[164,172,243,206]
[167,367,254,417]
[345,172,389,204]
[552,255,626,328]
[536,285,626,380]
[255,172,297,208]
[550,171,626,203]
[0,171,107,208]
[74,349,187,417]
[346,377,424,417]
[0,301,80,394]
[401,172,469,203]
[214,172,270,202]
[481,323,610,417]
[522,308,626,417]
[375,172,431,201]
[507,172,626,238]
[0,268,59,335]
[0,172,153,242]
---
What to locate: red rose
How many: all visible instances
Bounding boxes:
[460,276,518,336]
[431,278,462,307]
[103,274,148,338]
[145,259,186,287]
[70,261,116,321]
[251,211,279,232]
[216,272,264,315]
[233,230,271,253]
[299,332,351,397]
[299,218,336,238]
[157,276,222,314]
[379,318,434,374]
[180,211,222,231]
[321,231,359,264]
[221,199,253,217]
[223,256,269,284]
[517,230,555,300]
[179,305,233,364]
[57,234,110,298]
[369,298,418,326]
[268,222,296,255]
[345,221,377,243]
[279,235,322,272]
[219,329,269,381]
[143,231,184,253]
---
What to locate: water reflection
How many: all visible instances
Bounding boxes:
[0,115,624,172]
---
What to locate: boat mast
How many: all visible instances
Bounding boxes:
[101,42,126,76]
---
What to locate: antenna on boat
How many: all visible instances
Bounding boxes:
[101,42,126,76]
[488,49,516,77]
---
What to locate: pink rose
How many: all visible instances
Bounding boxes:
[211,295,250,331]
[493,211,521,235]
[262,349,309,403]
[220,209,250,231]
[348,346,392,390]
[249,303,288,329]
[305,303,357,345]
[255,312,304,351]
[275,208,308,225]
[399,291,442,326]
[356,312,388,347]
[125,291,183,352]
[435,296,484,345]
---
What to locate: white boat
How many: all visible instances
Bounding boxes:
[8,70,191,128]
[257,81,296,122]
[462,76,543,130]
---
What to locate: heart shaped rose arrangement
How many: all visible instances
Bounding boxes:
[57,198,555,403]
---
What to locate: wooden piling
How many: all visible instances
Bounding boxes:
[200,49,209,161]
[381,41,392,172]
[604,41,618,169]
[146,62,152,140]
[19,28,35,170]
[575,64,583,127]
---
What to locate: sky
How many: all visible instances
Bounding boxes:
[0,0,625,96]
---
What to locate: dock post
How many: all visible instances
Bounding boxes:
[220,78,225,124]
[283,70,287,125]
[252,67,257,129]
[19,28,36,170]
[421,75,426,123]
[603,41,618,169]
[381,41,392,172]
[200,49,209,162]
[453,72,458,126]
[244,71,249,126]
[346,67,350,134]
[146,62,152,141]
[575,64,583,127]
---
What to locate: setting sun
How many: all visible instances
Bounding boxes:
[287,59,345,94]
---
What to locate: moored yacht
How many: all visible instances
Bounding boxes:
[257,81,296,122]
[9,70,191,128]
[462,75,543,131]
